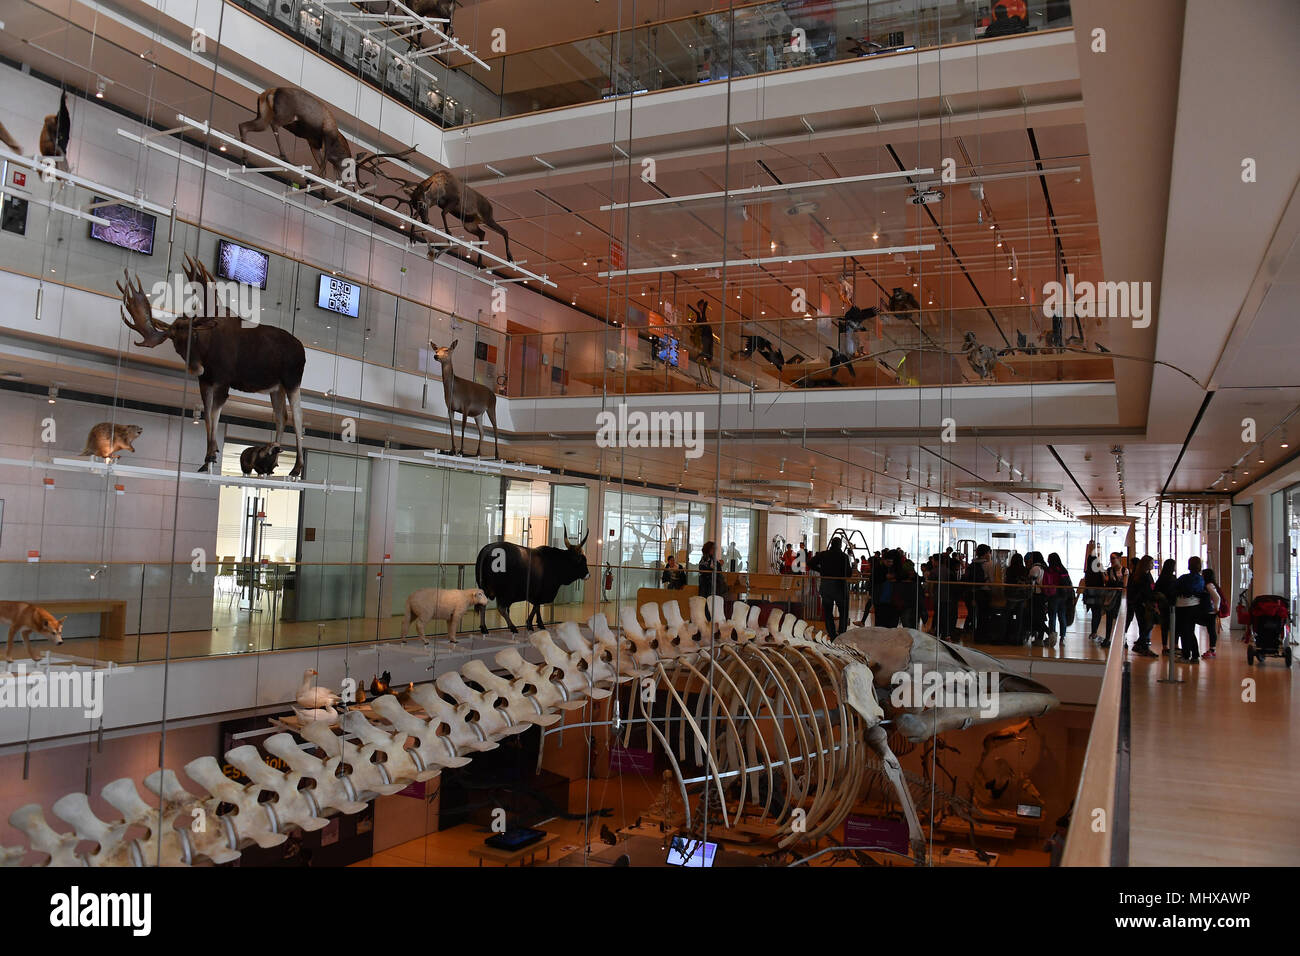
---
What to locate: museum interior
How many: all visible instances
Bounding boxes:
[0,0,1294,873]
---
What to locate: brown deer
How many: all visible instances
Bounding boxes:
[431,339,498,458]
[237,87,414,183]
[377,170,512,268]
[117,256,307,477]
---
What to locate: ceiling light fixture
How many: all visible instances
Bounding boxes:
[47,385,57,405]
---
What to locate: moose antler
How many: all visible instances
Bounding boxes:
[181,252,217,289]
[116,269,170,348]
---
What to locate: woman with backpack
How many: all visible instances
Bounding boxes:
[1201,568,1225,659]
[1082,551,1108,642]
[1095,553,1129,648]
[1026,551,1049,645]
[1043,552,1072,645]
[1005,553,1030,643]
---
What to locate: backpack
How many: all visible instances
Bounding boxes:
[1217,591,1230,618]
[1175,572,1204,599]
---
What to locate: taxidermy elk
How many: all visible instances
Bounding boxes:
[237,87,414,183]
[431,339,499,458]
[117,256,307,477]
[473,527,590,633]
[377,170,512,268]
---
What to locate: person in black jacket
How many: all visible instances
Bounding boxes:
[698,541,720,601]
[661,554,686,590]
[1153,558,1178,655]
[1126,555,1158,657]
[809,536,852,638]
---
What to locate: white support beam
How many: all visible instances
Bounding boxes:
[598,243,937,278]
[599,167,936,212]
[0,146,173,218]
[322,0,490,71]
[0,457,360,494]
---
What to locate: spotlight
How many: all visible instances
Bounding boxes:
[95,77,106,98]
[47,385,57,405]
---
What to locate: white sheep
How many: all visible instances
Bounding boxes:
[399,587,489,644]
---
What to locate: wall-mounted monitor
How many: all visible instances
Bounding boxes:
[316,273,361,317]
[88,197,156,255]
[649,335,679,368]
[216,239,269,289]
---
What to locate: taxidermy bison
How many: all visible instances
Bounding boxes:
[474,528,590,633]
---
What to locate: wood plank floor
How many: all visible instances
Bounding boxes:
[1128,633,1299,866]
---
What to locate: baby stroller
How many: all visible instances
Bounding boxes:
[1243,594,1291,667]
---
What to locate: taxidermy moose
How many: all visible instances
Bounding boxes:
[431,339,498,458]
[117,256,307,477]
[238,87,413,183]
[378,169,513,268]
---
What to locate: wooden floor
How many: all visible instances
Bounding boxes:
[1128,632,1299,866]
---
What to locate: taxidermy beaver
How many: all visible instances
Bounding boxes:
[240,442,282,477]
[80,423,143,462]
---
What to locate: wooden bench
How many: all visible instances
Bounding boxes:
[466,831,559,867]
[36,599,127,642]
[634,586,698,619]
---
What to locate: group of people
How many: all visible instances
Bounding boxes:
[666,536,1228,660]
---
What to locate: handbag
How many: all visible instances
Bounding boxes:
[1235,591,1251,626]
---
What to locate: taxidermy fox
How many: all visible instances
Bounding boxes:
[0,602,67,662]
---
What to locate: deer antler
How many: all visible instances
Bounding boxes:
[115,270,170,348]
[354,145,419,172]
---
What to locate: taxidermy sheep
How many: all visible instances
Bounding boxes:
[399,587,489,644]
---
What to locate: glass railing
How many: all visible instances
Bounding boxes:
[1,560,1119,666]
[230,0,1072,129]
[505,307,1114,398]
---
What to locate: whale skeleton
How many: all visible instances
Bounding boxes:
[1,598,1056,866]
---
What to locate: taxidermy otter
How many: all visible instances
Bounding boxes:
[240,442,282,477]
[80,423,143,462]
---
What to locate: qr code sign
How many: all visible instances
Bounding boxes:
[327,278,352,312]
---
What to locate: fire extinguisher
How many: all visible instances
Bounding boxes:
[604,567,614,593]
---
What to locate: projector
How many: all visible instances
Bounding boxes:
[909,188,945,205]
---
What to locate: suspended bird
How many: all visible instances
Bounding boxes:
[297,668,341,709]
[826,345,856,381]
[39,92,71,169]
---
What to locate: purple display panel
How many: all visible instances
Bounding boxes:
[843,814,910,855]
[608,743,655,775]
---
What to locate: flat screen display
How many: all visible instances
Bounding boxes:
[216,239,269,289]
[88,198,156,255]
[653,335,680,368]
[666,837,716,867]
[316,273,360,317]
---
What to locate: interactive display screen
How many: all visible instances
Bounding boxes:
[88,197,156,255]
[317,273,361,317]
[216,239,270,289]
[666,837,716,867]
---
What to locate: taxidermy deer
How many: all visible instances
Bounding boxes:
[237,87,414,183]
[39,92,71,171]
[431,339,498,458]
[117,256,307,477]
[377,170,512,268]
